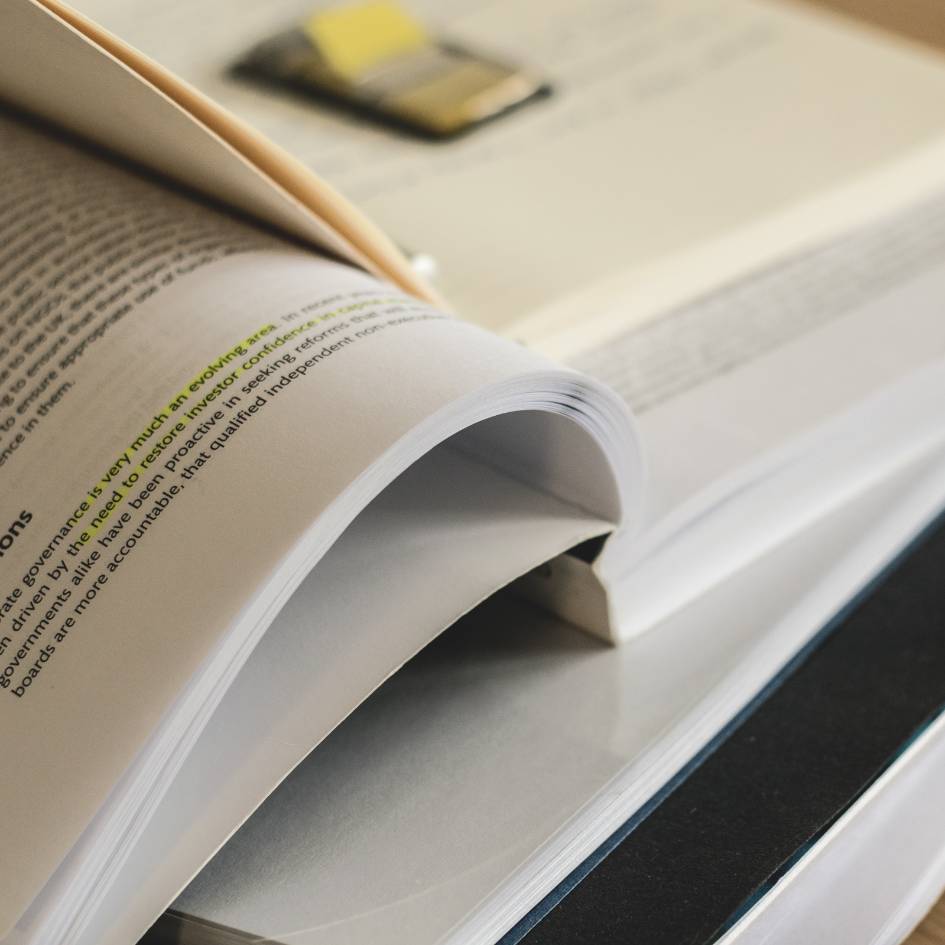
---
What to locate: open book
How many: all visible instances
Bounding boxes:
[3,0,945,943]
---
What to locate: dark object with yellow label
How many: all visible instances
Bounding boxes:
[232,0,552,139]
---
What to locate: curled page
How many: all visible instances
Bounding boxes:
[0,98,640,942]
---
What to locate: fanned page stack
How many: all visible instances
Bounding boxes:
[3,1,945,944]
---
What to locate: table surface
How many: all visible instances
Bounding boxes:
[908,899,945,944]
[803,0,945,53]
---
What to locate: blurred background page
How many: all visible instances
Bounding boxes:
[70,0,945,344]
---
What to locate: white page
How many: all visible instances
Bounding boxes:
[162,444,945,945]
[0,110,638,938]
[603,195,945,523]
[582,188,945,634]
[66,442,609,945]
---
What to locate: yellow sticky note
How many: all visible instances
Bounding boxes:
[305,1,430,80]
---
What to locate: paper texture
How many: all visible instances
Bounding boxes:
[4,0,945,939]
[65,0,945,638]
[0,0,436,301]
[75,0,945,336]
[163,446,945,945]
[75,444,611,945]
[0,109,638,937]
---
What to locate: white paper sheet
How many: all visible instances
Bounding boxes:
[164,446,945,945]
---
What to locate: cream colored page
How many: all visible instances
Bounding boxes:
[0,1,361,265]
[0,112,601,935]
[76,0,945,336]
[0,0,435,301]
